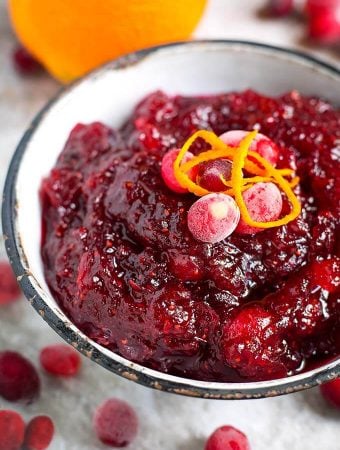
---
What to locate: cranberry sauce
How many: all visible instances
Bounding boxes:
[40,90,340,382]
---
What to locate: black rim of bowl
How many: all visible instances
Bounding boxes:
[2,40,340,399]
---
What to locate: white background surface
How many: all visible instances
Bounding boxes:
[0,1,339,449]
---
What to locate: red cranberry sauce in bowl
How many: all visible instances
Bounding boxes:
[40,89,340,382]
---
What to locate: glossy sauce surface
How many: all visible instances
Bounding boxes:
[41,90,340,381]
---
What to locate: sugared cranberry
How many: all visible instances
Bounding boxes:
[267,0,294,16]
[0,351,40,403]
[0,261,21,305]
[161,148,195,193]
[24,415,55,450]
[205,425,251,450]
[220,130,279,166]
[93,398,138,448]
[0,410,25,450]
[320,379,340,408]
[196,159,233,192]
[187,193,240,243]
[40,344,81,377]
[236,182,283,235]
[12,46,42,75]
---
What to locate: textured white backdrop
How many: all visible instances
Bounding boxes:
[0,1,339,449]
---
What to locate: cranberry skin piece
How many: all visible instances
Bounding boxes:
[188,193,240,243]
[0,261,21,305]
[320,379,340,408]
[236,182,283,235]
[161,148,195,193]
[0,410,25,450]
[12,46,42,75]
[0,351,40,403]
[267,0,294,16]
[205,425,251,450]
[24,416,55,450]
[40,344,81,377]
[93,398,138,448]
[220,130,279,166]
[196,159,233,192]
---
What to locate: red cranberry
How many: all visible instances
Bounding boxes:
[320,379,340,408]
[161,148,195,193]
[0,261,21,305]
[40,344,81,377]
[167,250,204,281]
[24,415,55,450]
[93,398,138,447]
[221,305,293,379]
[219,130,279,166]
[0,410,25,450]
[196,159,233,192]
[187,193,240,243]
[267,0,294,16]
[12,46,42,75]
[236,182,283,235]
[306,0,340,44]
[205,425,251,450]
[0,351,40,403]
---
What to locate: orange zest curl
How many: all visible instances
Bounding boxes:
[173,130,301,229]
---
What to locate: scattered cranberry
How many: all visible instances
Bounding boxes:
[187,193,240,243]
[12,46,43,76]
[205,425,251,450]
[0,410,25,450]
[266,0,294,16]
[0,261,21,305]
[236,182,283,235]
[93,398,138,448]
[196,159,233,192]
[161,148,196,193]
[40,344,81,377]
[306,0,340,44]
[320,379,340,408]
[0,351,40,403]
[219,130,279,166]
[24,415,55,450]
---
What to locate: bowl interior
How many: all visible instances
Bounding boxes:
[9,41,340,397]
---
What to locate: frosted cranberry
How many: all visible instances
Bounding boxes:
[24,415,54,450]
[187,193,240,243]
[320,379,340,408]
[0,261,21,305]
[0,410,25,450]
[196,159,233,192]
[12,46,42,75]
[236,182,283,235]
[267,0,294,16]
[220,130,279,166]
[205,425,251,450]
[221,305,294,379]
[40,344,81,377]
[161,148,195,193]
[0,351,40,403]
[93,398,138,447]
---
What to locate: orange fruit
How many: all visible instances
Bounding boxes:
[9,0,207,83]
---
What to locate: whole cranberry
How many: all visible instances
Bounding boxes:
[0,351,40,403]
[40,344,81,377]
[205,425,251,450]
[0,261,21,305]
[93,398,138,447]
[320,379,340,408]
[0,410,25,450]
[24,415,55,450]
[12,46,43,75]
[267,0,294,16]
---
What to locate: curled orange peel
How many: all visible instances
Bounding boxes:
[173,129,301,229]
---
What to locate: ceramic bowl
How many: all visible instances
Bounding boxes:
[3,40,340,399]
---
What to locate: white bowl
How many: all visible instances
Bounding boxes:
[3,40,340,399]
